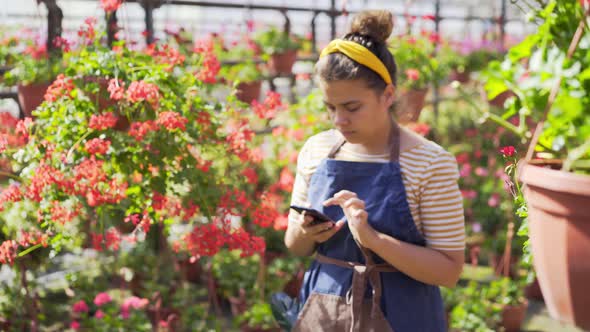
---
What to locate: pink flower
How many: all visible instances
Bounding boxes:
[95,309,105,319]
[70,321,80,330]
[499,146,515,157]
[93,292,112,306]
[461,190,477,200]
[459,163,472,178]
[474,167,488,177]
[107,79,125,100]
[121,296,149,311]
[101,0,122,13]
[488,193,500,207]
[472,222,482,233]
[405,69,420,81]
[85,138,111,155]
[72,300,89,313]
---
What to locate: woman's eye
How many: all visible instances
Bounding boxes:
[347,107,360,112]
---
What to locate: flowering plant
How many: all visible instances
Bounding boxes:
[0,16,269,267]
[389,32,450,90]
[69,292,151,331]
[2,37,63,86]
[253,26,303,56]
[482,0,590,173]
[215,35,264,84]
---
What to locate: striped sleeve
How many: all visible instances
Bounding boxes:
[288,139,312,223]
[418,149,465,251]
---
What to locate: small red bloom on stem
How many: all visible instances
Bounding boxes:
[499,146,516,157]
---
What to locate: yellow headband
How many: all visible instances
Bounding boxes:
[319,39,392,85]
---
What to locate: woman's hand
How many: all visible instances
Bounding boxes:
[323,190,377,247]
[296,211,345,244]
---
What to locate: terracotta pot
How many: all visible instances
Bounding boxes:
[449,69,470,83]
[236,81,262,103]
[268,50,297,75]
[17,82,51,117]
[488,90,515,108]
[519,163,590,330]
[395,88,428,124]
[501,300,529,332]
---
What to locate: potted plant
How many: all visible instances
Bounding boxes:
[389,33,450,123]
[217,37,265,103]
[235,301,280,332]
[2,38,63,117]
[254,26,302,75]
[478,1,590,329]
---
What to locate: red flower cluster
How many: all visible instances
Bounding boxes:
[78,17,97,44]
[0,240,18,265]
[178,223,265,259]
[128,120,158,141]
[218,189,251,216]
[499,146,516,157]
[24,44,47,60]
[25,162,66,202]
[156,111,188,131]
[227,228,266,257]
[145,44,186,70]
[405,69,420,81]
[71,157,127,207]
[16,117,33,141]
[50,200,81,225]
[85,138,111,155]
[0,183,22,211]
[107,79,125,101]
[100,0,122,13]
[126,81,160,108]
[196,51,221,84]
[226,121,255,162]
[89,113,119,130]
[251,91,285,120]
[52,36,71,52]
[45,74,75,102]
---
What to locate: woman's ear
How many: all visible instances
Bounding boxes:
[382,84,396,108]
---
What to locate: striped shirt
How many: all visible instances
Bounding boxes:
[289,129,465,251]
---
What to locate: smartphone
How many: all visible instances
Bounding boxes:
[290,205,332,225]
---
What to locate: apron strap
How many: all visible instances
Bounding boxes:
[316,253,398,331]
[327,120,401,162]
[327,135,346,159]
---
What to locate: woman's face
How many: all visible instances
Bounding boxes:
[319,79,395,145]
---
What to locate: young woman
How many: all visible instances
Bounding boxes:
[284,10,465,332]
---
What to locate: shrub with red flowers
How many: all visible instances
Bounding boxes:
[0,18,267,267]
[68,292,151,331]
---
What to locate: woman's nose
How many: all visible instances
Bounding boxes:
[333,110,349,126]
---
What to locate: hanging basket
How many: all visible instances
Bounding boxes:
[394,88,428,124]
[17,82,51,117]
[236,81,262,103]
[518,162,590,330]
[268,50,297,75]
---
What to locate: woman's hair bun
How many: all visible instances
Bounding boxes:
[349,10,394,44]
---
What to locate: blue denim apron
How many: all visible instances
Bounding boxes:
[296,124,446,332]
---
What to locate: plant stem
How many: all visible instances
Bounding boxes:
[17,243,43,257]
[66,130,93,162]
[0,170,21,181]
